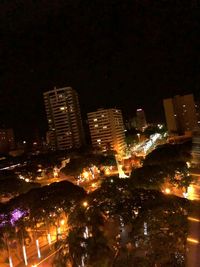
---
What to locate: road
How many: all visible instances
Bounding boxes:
[16,242,56,267]
[8,223,67,267]
[38,175,76,186]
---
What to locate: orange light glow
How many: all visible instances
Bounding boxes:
[187,237,199,244]
[188,217,200,223]
[83,201,88,208]
[165,188,171,194]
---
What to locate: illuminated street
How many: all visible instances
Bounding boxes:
[1,3,200,265]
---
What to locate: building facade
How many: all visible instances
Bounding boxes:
[0,129,15,153]
[163,94,199,135]
[136,109,147,131]
[44,87,84,150]
[87,108,126,155]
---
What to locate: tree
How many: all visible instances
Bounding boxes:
[144,142,191,166]
[130,165,165,190]
[130,161,191,192]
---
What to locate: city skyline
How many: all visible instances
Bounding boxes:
[1,2,200,266]
[1,1,200,140]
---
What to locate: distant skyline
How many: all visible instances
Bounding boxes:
[1,1,200,140]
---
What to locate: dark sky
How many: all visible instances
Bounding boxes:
[1,0,200,140]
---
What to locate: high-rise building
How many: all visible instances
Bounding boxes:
[43,87,84,150]
[191,127,200,168]
[136,109,147,131]
[163,94,199,135]
[87,108,126,155]
[0,128,15,153]
[125,117,137,130]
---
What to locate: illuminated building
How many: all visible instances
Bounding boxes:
[125,117,137,130]
[191,127,200,168]
[87,108,126,154]
[188,128,200,200]
[136,109,147,131]
[163,94,199,135]
[0,128,15,153]
[43,87,84,150]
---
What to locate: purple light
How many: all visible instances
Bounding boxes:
[10,209,26,225]
[0,208,28,228]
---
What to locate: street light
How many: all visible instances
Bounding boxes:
[165,188,171,194]
[60,219,65,226]
[9,257,13,267]
[82,201,88,208]
[187,237,199,244]
[47,233,51,245]
[36,239,41,259]
[57,227,61,235]
[22,245,28,266]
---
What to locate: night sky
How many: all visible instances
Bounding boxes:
[1,1,200,140]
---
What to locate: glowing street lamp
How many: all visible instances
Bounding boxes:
[105,169,110,175]
[165,188,171,194]
[188,217,200,223]
[57,227,61,235]
[36,239,41,259]
[60,219,65,226]
[82,201,88,208]
[47,233,51,245]
[22,245,28,266]
[9,257,13,267]
[187,237,199,244]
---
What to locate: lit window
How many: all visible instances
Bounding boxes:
[94,118,98,122]
[70,105,73,112]
[101,114,105,117]
[94,124,98,127]
[60,107,65,111]
[97,139,101,143]
[103,126,107,129]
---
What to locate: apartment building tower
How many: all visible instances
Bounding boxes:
[0,128,15,153]
[163,94,199,135]
[87,108,126,155]
[136,108,147,131]
[44,87,84,150]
